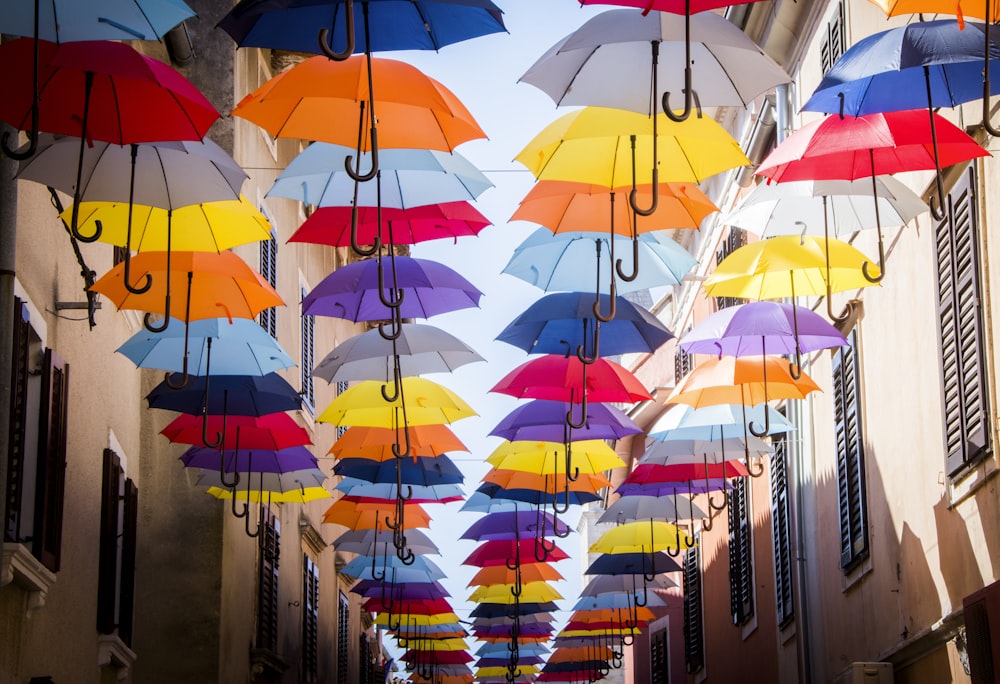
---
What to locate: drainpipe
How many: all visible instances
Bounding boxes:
[792,398,815,684]
[774,83,793,145]
[0,121,18,530]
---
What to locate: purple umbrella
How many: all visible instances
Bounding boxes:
[460,510,570,542]
[473,623,554,637]
[490,400,642,442]
[615,478,730,498]
[302,255,482,322]
[351,580,451,601]
[179,444,317,473]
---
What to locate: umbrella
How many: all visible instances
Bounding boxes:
[490,400,641,443]
[586,552,682,577]
[756,110,989,279]
[313,323,484,384]
[351,579,449,600]
[0,0,194,43]
[194,466,325,490]
[468,564,563,587]
[217,0,505,57]
[496,291,674,361]
[205,486,328,503]
[590,519,692,554]
[462,539,569,567]
[146,372,302,416]
[330,424,467,461]
[333,477,464,503]
[334,455,464,486]
[335,528,440,555]
[481,470,610,496]
[486,440,625,475]
[722,176,927,239]
[460,511,570,542]
[667,355,821,412]
[460,493,537,515]
[572,592,667,611]
[491,354,651,404]
[468,582,563,605]
[180,445,317,474]
[598,493,707,525]
[702,234,883,322]
[162,412,310,451]
[318,377,476,429]
[473,482,602,508]
[288,201,490,247]
[502,228,697,294]
[341,557,445,583]
[322,497,431,530]
[650,403,795,440]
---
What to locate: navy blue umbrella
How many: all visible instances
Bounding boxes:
[146,372,302,416]
[469,602,558,619]
[586,551,681,576]
[475,482,601,507]
[333,454,464,486]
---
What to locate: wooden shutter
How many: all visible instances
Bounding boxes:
[259,235,277,337]
[302,554,319,684]
[821,1,846,75]
[256,508,280,651]
[33,348,68,572]
[336,591,350,684]
[97,449,122,634]
[119,479,138,647]
[728,477,754,625]
[301,287,315,412]
[650,628,669,684]
[834,332,869,569]
[674,346,694,384]
[935,169,991,476]
[682,538,704,673]
[5,298,31,542]
[715,228,747,310]
[771,435,794,626]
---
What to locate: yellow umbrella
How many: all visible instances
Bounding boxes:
[467,581,563,605]
[589,520,693,555]
[205,486,330,503]
[476,666,540,677]
[514,106,749,188]
[317,377,477,428]
[65,196,272,252]
[486,440,625,475]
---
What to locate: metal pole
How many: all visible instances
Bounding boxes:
[0,120,20,531]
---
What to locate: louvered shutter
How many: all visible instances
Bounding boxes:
[935,169,991,476]
[834,332,869,569]
[771,436,794,626]
[301,287,315,412]
[821,2,846,75]
[34,348,68,572]
[302,554,319,683]
[259,234,277,337]
[716,228,747,310]
[682,539,704,673]
[650,629,668,684]
[97,449,122,634]
[119,478,138,646]
[729,477,754,624]
[337,591,350,684]
[256,508,280,651]
[5,298,30,542]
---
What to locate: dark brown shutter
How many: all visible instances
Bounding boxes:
[771,434,794,626]
[302,554,319,684]
[336,591,350,684]
[935,169,991,476]
[728,477,754,624]
[650,628,669,684]
[97,449,122,634]
[834,332,869,569]
[5,298,30,542]
[682,537,703,673]
[33,348,68,572]
[256,507,280,651]
[119,479,138,646]
[715,228,747,310]
[821,1,846,75]
[301,287,315,411]
[259,234,277,337]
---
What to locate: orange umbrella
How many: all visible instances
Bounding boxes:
[329,424,468,462]
[467,563,564,587]
[512,180,717,235]
[546,647,614,663]
[668,355,821,408]
[482,468,611,493]
[231,54,485,152]
[322,497,431,530]
[570,607,656,623]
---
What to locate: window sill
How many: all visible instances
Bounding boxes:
[1,543,56,614]
[842,553,873,592]
[947,452,997,507]
[98,634,137,682]
[740,610,759,641]
[250,647,288,681]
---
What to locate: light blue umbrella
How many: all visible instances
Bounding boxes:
[648,403,796,441]
[334,478,465,503]
[341,553,446,582]
[117,316,294,380]
[572,591,667,611]
[459,492,536,515]
[0,0,195,42]
[502,228,696,294]
[476,642,549,657]
[268,143,493,208]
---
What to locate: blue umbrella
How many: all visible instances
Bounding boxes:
[118,317,294,381]
[586,552,681,576]
[474,482,601,507]
[333,477,465,502]
[333,455,464,486]
[146,372,302,416]
[460,492,537,514]
[496,291,673,361]
[503,228,696,294]
[340,552,445,580]
[572,592,666,611]
[460,510,569,542]
[217,0,506,57]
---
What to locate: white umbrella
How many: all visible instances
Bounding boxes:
[597,493,708,525]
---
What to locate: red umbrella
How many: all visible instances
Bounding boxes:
[462,539,570,568]
[756,110,989,281]
[491,354,651,404]
[364,597,454,615]
[161,413,311,450]
[402,650,473,665]
[288,201,491,247]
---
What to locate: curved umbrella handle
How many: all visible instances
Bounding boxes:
[628,132,659,217]
[748,349,771,437]
[565,391,588,433]
[377,312,402,341]
[592,274,617,323]
[123,146,153,293]
[396,544,415,566]
[218,424,240,488]
[533,535,554,563]
[575,319,601,365]
[391,426,412,459]
[316,0,353,61]
[245,478,267,539]
[616,233,641,283]
[564,440,581,483]
[377,256,405,310]
[122,246,153,294]
[345,118,379,183]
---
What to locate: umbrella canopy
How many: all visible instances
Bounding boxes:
[341,557,445,583]
[463,539,569,567]
[162,412,311,451]
[269,143,492,207]
[195,467,326,492]
[460,510,570,542]
[638,435,772,466]
[503,229,697,294]
[702,235,882,300]
[590,520,692,554]
[146,372,302,416]
[231,54,484,151]
[468,564,563,587]
[486,440,625,475]
[514,106,749,187]
[668,355,822,408]
[722,177,927,239]
[334,475,464,501]
[625,461,748,484]
[649,403,796,441]
[679,301,847,357]
[0,0,194,41]
[352,578,449,599]
[289,201,490,247]
[180,445,317,473]
[598,493,707,525]
[0,39,218,144]
[572,592,667,610]
[512,180,717,234]
[491,354,651,404]
[333,455,464,486]
[118,317,294,376]
[330,424,467,461]
[468,582,563,605]
[206,485,329,503]
[473,482,602,507]
[497,291,674,356]
[866,1,1000,20]
[313,323,484,384]
[482,469,610,494]
[520,8,789,114]
[335,529,440,555]
[318,377,477,427]
[302,255,482,321]
[490,400,641,442]
[586,552,682,576]
[322,498,431,529]
[217,0,506,55]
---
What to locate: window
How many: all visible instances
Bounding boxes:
[301,287,315,413]
[336,591,350,684]
[257,508,280,652]
[771,433,794,626]
[301,554,319,684]
[820,1,846,75]
[336,381,349,439]
[715,228,747,310]
[113,245,128,267]
[934,168,991,477]
[359,634,373,684]
[728,477,754,625]
[5,298,68,573]
[833,331,869,570]
[675,345,694,384]
[682,533,704,674]
[650,628,669,684]
[97,449,138,646]
[259,232,278,338]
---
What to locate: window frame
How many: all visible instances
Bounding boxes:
[682,532,704,674]
[728,476,755,625]
[833,330,870,571]
[771,432,795,627]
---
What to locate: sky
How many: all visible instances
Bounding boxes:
[372,1,617,654]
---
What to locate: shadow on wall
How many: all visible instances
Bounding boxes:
[932,495,986,613]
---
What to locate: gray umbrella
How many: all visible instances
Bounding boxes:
[313,322,485,384]
[332,528,441,556]
[579,574,677,597]
[597,493,708,525]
